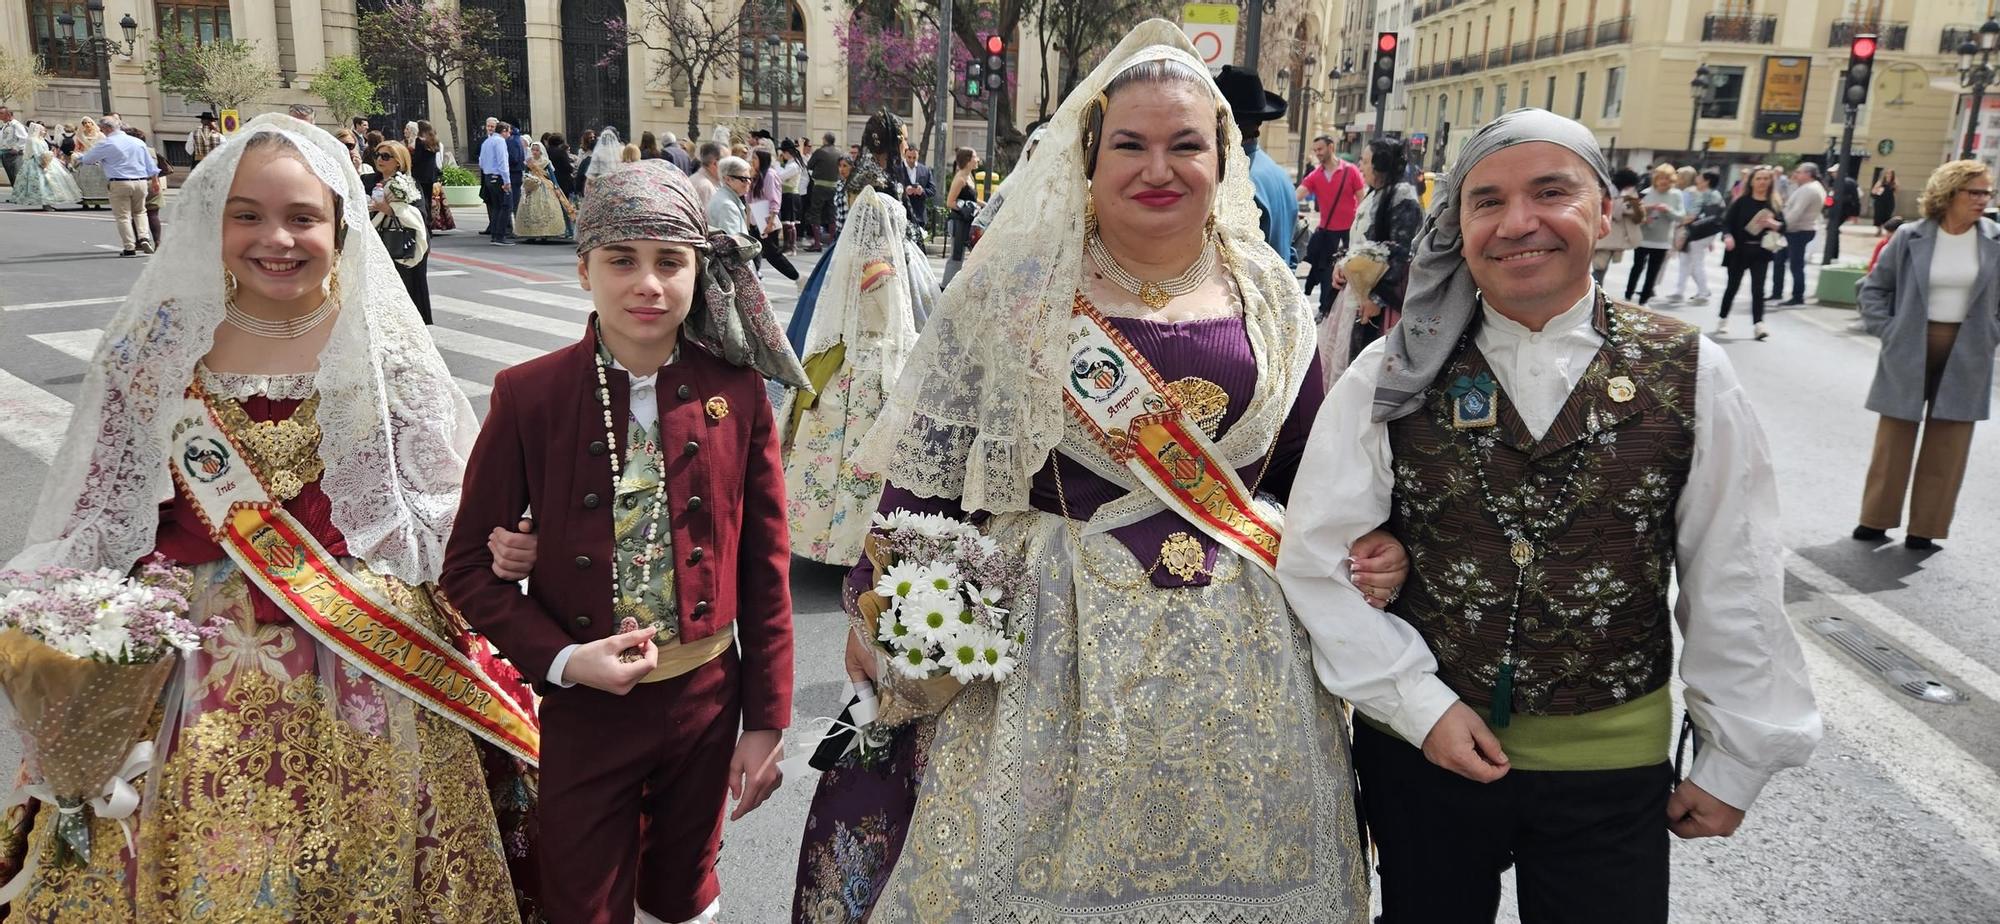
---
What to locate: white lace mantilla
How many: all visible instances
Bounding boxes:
[853,20,1314,515]
[11,114,477,585]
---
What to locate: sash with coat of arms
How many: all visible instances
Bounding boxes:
[1059,295,1284,577]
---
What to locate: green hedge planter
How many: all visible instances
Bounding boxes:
[1816,265,1866,307]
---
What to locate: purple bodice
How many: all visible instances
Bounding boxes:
[852,314,1324,596]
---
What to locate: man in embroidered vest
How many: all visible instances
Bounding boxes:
[1277,108,1822,923]
[443,160,806,924]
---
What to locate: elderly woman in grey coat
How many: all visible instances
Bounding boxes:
[1853,160,2000,550]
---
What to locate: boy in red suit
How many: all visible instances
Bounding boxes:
[443,160,809,924]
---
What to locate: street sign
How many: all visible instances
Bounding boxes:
[1708,136,1729,150]
[219,109,241,133]
[1183,3,1237,74]
[1753,56,1810,141]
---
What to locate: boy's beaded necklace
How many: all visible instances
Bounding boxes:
[592,324,673,631]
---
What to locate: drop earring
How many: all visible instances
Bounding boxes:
[222,269,239,304]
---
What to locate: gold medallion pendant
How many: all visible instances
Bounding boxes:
[1158,531,1207,581]
[1509,538,1535,568]
[1137,282,1171,310]
[1606,375,1637,403]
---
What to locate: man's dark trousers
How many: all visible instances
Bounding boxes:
[1779,229,1816,302]
[1302,226,1349,319]
[482,174,512,243]
[1353,721,1671,924]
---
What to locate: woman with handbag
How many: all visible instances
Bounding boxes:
[1591,166,1646,284]
[1666,169,1726,305]
[1717,165,1786,340]
[371,140,433,324]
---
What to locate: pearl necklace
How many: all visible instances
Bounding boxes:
[1086,232,1217,311]
[593,341,672,640]
[225,294,336,340]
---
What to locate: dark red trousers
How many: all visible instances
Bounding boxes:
[537,650,741,924]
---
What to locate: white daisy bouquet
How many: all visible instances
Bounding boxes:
[0,557,220,867]
[855,509,1030,727]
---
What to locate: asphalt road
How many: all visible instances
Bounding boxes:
[1,198,1998,923]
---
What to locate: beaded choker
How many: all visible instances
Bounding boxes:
[224,294,336,339]
[1085,233,1217,311]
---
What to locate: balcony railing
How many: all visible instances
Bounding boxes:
[1563,26,1592,54]
[1943,27,1977,54]
[1511,40,1531,63]
[1596,16,1631,46]
[1449,55,1478,76]
[1830,21,1908,50]
[1703,13,1777,44]
[1403,68,1417,85]
[1534,34,1557,58]
[1487,48,1507,68]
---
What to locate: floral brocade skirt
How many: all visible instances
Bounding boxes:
[862,511,1369,923]
[0,558,535,923]
[781,356,892,566]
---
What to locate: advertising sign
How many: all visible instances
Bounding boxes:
[1753,56,1810,141]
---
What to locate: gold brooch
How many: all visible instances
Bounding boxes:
[1607,376,1637,404]
[1165,376,1230,439]
[705,396,729,420]
[1158,531,1206,582]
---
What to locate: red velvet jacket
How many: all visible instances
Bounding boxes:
[441,323,794,730]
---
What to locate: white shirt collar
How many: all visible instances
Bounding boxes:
[1478,287,1598,342]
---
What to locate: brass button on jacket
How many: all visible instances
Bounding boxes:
[676,384,692,400]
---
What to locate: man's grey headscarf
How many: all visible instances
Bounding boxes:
[1373,108,1614,422]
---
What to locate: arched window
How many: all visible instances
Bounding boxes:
[740,0,807,112]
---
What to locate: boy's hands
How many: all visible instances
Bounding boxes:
[560,627,659,695]
[728,729,785,820]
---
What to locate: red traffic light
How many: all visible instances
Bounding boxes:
[985,34,1005,55]
[1377,32,1399,54]
[1851,35,1877,59]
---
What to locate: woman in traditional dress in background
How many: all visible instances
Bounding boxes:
[792,22,1398,923]
[778,112,927,567]
[5,123,82,210]
[0,114,538,922]
[514,141,572,242]
[68,117,103,161]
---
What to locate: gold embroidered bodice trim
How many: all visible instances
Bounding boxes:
[1164,376,1229,439]
[209,391,326,502]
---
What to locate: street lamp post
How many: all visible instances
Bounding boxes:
[1957,16,2000,161]
[1687,64,1715,166]
[739,32,805,145]
[55,0,138,118]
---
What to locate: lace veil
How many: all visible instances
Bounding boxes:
[803,186,922,365]
[586,128,623,180]
[10,113,479,586]
[853,19,1276,512]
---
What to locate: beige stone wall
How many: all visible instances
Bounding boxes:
[1397,0,1988,216]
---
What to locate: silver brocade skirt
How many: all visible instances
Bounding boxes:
[871,510,1368,923]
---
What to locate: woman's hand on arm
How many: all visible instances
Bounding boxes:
[1349,528,1410,609]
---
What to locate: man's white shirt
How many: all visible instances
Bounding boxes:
[1277,290,1822,810]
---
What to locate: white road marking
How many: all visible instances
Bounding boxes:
[431,269,469,277]
[484,287,596,313]
[1795,626,2000,877]
[27,329,105,362]
[2,296,126,312]
[432,296,587,340]
[0,368,73,464]
[1786,551,2000,706]
[425,324,550,367]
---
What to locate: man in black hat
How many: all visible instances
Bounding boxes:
[189,111,224,167]
[1216,65,1298,264]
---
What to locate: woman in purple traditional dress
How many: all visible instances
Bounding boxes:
[790,21,1405,923]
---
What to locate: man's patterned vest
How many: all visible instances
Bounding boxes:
[1387,297,1699,716]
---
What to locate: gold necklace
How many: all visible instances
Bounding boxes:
[207,391,325,502]
[1085,233,1217,311]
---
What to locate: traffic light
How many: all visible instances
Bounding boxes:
[1843,33,1877,107]
[1370,32,1399,107]
[984,34,1006,93]
[966,60,983,98]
